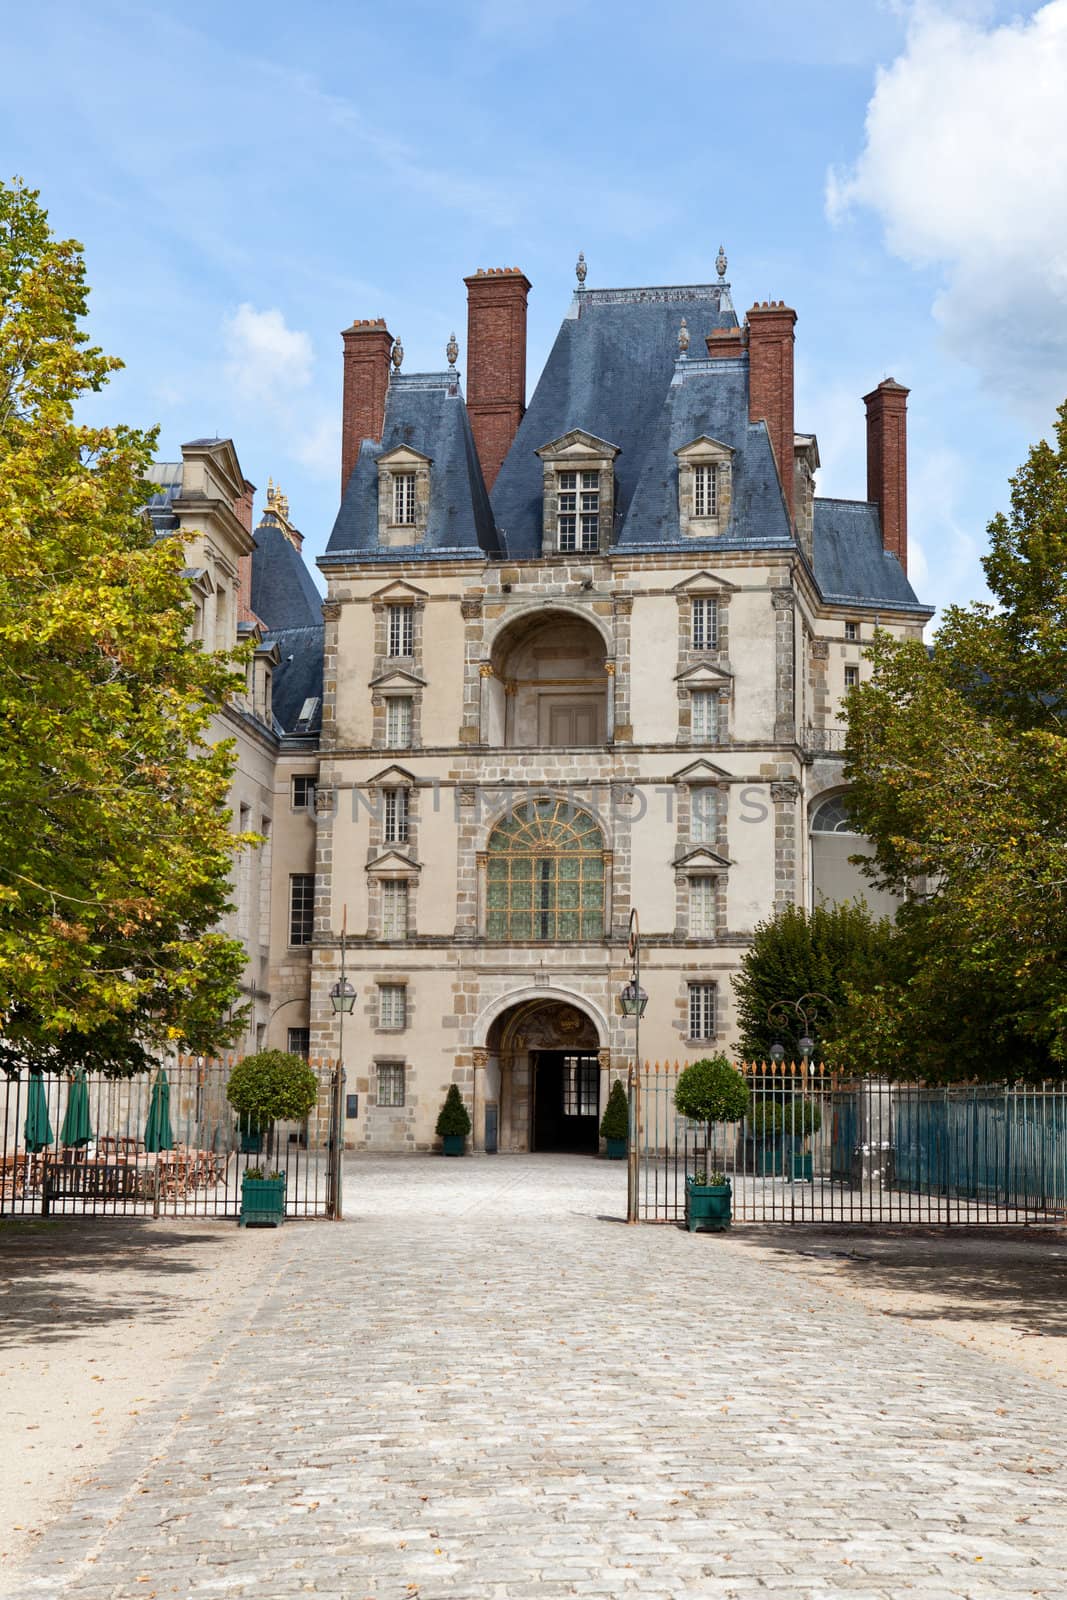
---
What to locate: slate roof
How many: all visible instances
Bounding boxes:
[491,286,742,557]
[266,625,324,735]
[619,358,790,550]
[322,373,499,563]
[143,462,183,532]
[813,499,929,612]
[251,518,324,631]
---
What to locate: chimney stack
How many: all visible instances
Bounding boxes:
[746,301,797,529]
[463,267,531,490]
[234,477,258,624]
[340,319,393,495]
[864,379,909,571]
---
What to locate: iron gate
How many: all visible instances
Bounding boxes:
[628,1062,1067,1225]
[1,1055,344,1221]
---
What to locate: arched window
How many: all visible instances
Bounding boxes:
[810,794,856,834]
[487,800,605,941]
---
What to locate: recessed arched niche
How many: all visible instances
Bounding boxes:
[486,609,610,748]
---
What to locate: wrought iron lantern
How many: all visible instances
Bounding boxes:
[618,977,648,1019]
[330,978,356,1016]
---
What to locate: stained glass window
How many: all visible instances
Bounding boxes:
[486,799,605,942]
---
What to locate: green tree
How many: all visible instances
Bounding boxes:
[731,901,897,1064]
[840,401,1067,1076]
[0,178,250,1074]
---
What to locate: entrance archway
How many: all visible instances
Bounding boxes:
[482,996,604,1153]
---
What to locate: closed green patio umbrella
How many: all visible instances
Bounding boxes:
[60,1068,93,1148]
[24,1071,54,1154]
[144,1067,174,1152]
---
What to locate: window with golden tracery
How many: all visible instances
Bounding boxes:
[486,800,605,942]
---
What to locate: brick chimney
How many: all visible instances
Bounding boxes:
[746,302,797,529]
[340,319,393,495]
[864,379,909,572]
[463,267,531,489]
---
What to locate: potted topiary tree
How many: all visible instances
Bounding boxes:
[599,1080,629,1159]
[436,1083,472,1156]
[783,1098,822,1183]
[673,1055,750,1232]
[226,1050,320,1225]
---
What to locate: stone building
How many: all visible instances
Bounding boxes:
[284,252,932,1154]
[154,256,931,1154]
[146,443,323,1056]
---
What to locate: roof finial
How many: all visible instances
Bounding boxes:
[391,336,404,372]
[716,243,728,281]
[266,475,276,507]
[575,250,587,289]
[446,330,459,371]
[677,318,690,358]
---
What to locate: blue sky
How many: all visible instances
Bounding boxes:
[6,0,1067,621]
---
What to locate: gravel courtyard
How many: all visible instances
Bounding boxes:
[3,1154,1067,1599]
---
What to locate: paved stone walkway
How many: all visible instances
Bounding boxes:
[8,1155,1067,1599]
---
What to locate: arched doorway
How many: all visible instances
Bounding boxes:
[483,996,604,1153]
[488,610,609,748]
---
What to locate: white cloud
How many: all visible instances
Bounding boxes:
[827,2,1067,418]
[224,304,314,399]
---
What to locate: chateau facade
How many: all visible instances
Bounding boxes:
[172,254,931,1155]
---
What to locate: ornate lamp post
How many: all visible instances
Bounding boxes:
[327,910,355,1220]
[766,991,831,1071]
[619,907,648,1223]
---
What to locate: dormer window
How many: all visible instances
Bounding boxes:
[558,470,600,552]
[535,430,620,559]
[693,464,718,519]
[675,436,734,537]
[393,472,416,526]
[377,446,432,546]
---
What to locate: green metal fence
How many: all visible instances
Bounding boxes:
[628,1063,1067,1225]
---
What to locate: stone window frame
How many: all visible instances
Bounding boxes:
[371,590,426,674]
[673,572,734,672]
[366,854,420,940]
[674,436,734,538]
[376,445,432,548]
[362,766,420,863]
[844,664,860,690]
[672,849,729,943]
[845,620,859,642]
[370,675,425,751]
[376,979,409,1032]
[675,664,732,748]
[535,430,620,558]
[685,979,719,1043]
[374,1058,407,1107]
[688,874,718,938]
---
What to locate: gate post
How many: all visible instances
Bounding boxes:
[326,1064,345,1221]
[627,1063,639,1223]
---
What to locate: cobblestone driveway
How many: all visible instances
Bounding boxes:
[9,1155,1067,1599]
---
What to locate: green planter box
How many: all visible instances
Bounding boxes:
[442,1134,466,1157]
[605,1137,627,1160]
[685,1176,732,1233]
[789,1149,814,1183]
[753,1140,784,1176]
[239,1174,285,1228]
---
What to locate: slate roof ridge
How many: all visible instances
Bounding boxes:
[576,284,733,307]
